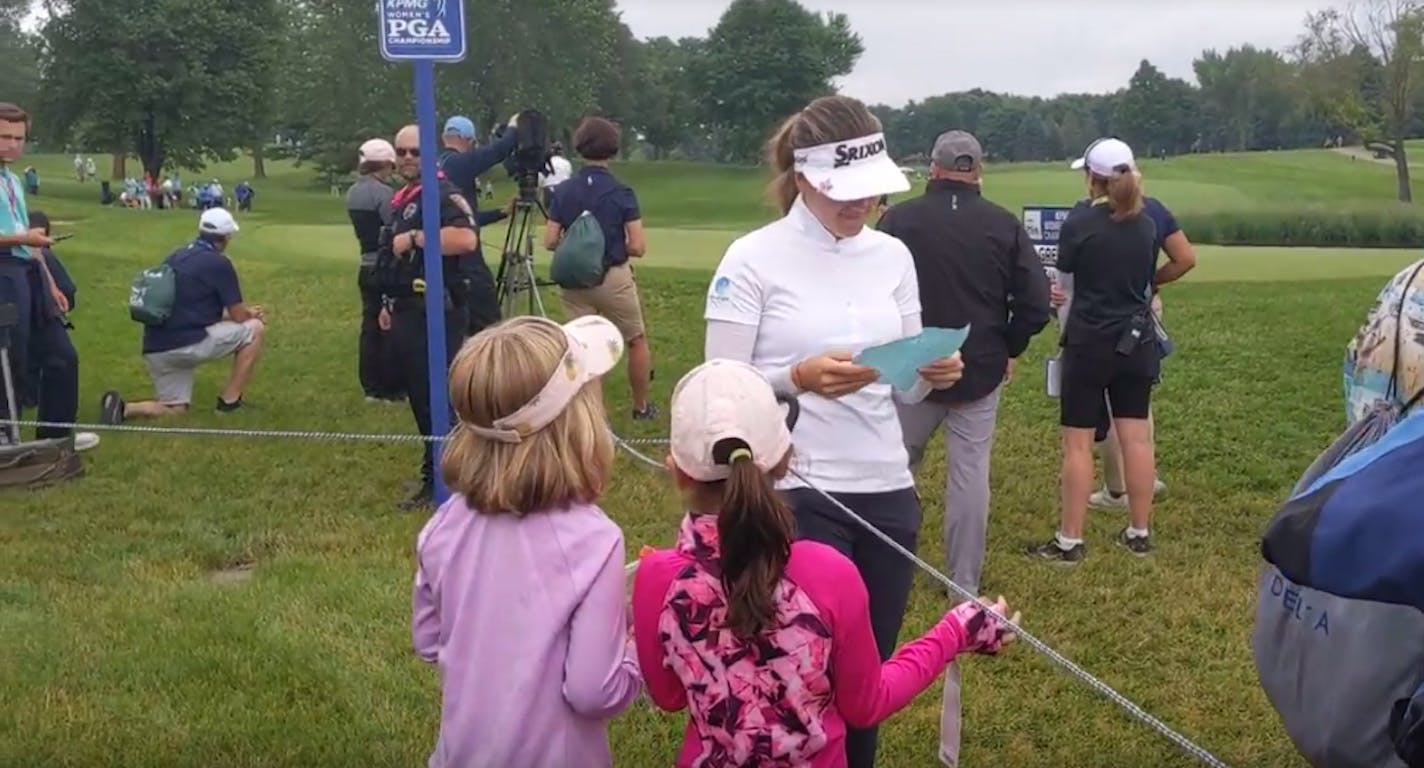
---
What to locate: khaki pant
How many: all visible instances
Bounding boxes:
[559,262,646,341]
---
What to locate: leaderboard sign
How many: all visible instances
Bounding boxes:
[1022,205,1073,283]
[379,0,466,62]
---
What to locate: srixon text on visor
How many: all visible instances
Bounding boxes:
[833,138,887,168]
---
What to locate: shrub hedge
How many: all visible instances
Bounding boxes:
[1179,206,1424,248]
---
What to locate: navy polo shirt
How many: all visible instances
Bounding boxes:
[142,239,243,354]
[549,166,641,267]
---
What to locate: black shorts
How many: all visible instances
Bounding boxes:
[1060,340,1159,429]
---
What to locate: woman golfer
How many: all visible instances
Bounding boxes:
[703,94,964,767]
[1033,138,1192,563]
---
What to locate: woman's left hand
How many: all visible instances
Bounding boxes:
[918,351,964,390]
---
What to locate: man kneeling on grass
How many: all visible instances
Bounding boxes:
[100,208,265,424]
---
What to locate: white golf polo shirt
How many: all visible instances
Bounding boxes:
[704,196,925,494]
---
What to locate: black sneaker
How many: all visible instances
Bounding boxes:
[1027,537,1085,564]
[1116,529,1153,556]
[216,396,244,414]
[399,482,435,511]
[632,403,660,421]
[100,391,126,425]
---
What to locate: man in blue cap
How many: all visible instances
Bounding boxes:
[439,115,516,230]
[439,114,518,335]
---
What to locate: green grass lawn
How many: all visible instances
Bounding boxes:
[1,154,1410,767]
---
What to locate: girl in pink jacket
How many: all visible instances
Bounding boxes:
[632,359,1020,767]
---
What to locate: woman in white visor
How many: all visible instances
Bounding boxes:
[703,94,965,768]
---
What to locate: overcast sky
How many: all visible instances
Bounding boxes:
[615,0,1328,106]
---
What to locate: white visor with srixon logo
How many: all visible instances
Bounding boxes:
[793,132,910,202]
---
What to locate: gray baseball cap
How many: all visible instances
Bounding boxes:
[932,130,983,171]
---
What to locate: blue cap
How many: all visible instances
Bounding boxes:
[443,116,476,140]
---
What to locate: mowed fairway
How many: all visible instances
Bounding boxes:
[2,153,1412,767]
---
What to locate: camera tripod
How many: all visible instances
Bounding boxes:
[494,192,556,320]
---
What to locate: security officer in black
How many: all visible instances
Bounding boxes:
[378,123,492,509]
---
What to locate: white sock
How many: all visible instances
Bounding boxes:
[1126,526,1150,539]
[1055,532,1083,550]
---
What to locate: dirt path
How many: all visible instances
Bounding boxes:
[1331,145,1407,166]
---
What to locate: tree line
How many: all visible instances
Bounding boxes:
[22,0,1424,201]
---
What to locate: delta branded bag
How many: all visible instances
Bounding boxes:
[128,262,176,325]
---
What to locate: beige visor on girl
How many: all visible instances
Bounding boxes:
[465,315,624,444]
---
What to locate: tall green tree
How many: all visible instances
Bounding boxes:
[1297,0,1424,202]
[1112,60,1197,156]
[690,0,863,163]
[38,0,276,180]
[629,36,701,159]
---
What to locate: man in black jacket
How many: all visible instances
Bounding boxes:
[877,129,1051,767]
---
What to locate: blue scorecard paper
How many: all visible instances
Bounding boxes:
[853,326,971,392]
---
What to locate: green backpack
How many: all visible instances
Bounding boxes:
[551,210,608,289]
[129,262,177,325]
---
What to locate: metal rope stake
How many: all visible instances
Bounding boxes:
[5,419,1231,766]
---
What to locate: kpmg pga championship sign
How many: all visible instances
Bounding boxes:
[1022,205,1073,282]
[379,0,467,62]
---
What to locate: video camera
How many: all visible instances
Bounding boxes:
[500,109,552,203]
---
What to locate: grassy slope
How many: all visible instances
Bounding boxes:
[2,154,1410,767]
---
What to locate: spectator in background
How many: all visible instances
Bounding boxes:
[100,208,267,424]
[544,116,657,421]
[0,103,95,451]
[23,165,37,196]
[540,141,573,208]
[235,180,254,212]
[23,210,97,451]
[877,129,1051,767]
[1052,137,1199,510]
[346,138,403,404]
[1032,138,1193,563]
[83,157,95,182]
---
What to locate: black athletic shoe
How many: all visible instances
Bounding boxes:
[100,391,126,425]
[632,403,660,421]
[1027,537,1085,564]
[1116,529,1153,556]
[215,396,244,413]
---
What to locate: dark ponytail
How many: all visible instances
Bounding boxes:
[713,439,794,638]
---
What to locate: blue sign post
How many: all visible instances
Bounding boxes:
[378,0,466,505]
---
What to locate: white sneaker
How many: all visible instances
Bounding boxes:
[73,432,100,452]
[1088,479,1167,509]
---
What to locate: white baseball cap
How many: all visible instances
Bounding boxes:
[670,359,794,483]
[198,207,239,236]
[358,138,397,165]
[793,131,910,202]
[463,316,625,444]
[1070,138,1137,177]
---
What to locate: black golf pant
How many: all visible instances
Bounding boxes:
[357,267,402,399]
[783,486,922,768]
[391,302,468,486]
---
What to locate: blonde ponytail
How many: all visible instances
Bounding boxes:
[1090,168,1145,221]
